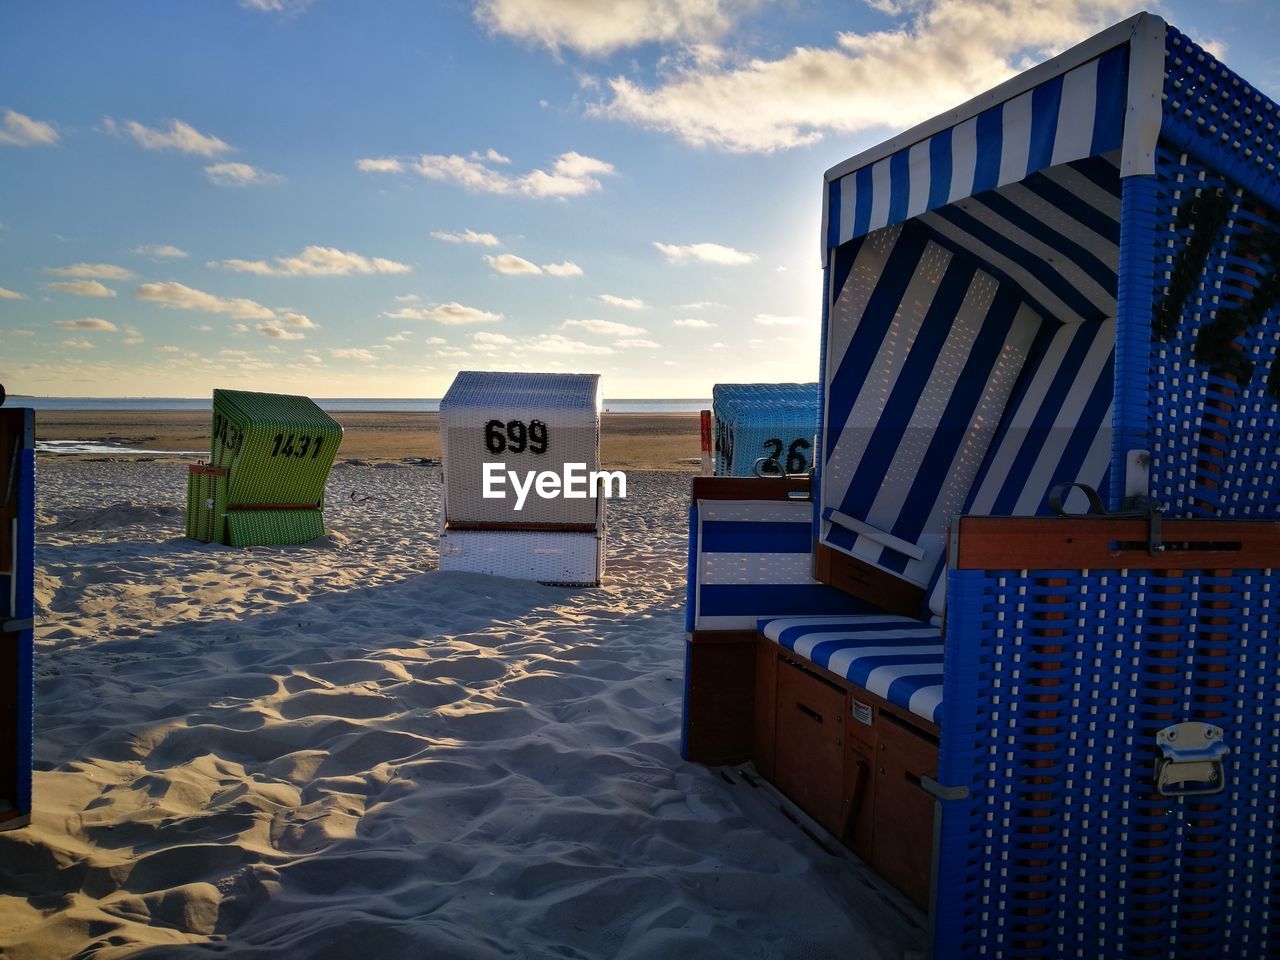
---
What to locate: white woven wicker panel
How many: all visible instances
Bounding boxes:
[438,529,604,585]
[440,372,602,525]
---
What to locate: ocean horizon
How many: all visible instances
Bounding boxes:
[9,396,712,414]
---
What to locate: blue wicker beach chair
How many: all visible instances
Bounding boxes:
[1,403,34,831]
[711,383,820,476]
[683,13,1280,957]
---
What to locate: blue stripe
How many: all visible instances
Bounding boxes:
[884,673,945,713]
[1028,75,1064,174]
[698,584,871,618]
[1071,154,1123,197]
[1020,167,1120,243]
[1029,348,1114,516]
[974,188,1117,297]
[1091,46,1129,156]
[888,149,911,227]
[973,105,1004,193]
[928,127,953,212]
[988,322,1104,514]
[879,282,1024,575]
[684,503,697,633]
[814,647,942,676]
[838,254,976,521]
[700,520,812,554]
[825,224,932,459]
[853,165,874,239]
[930,203,1102,320]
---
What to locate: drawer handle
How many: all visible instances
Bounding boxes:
[795,702,823,724]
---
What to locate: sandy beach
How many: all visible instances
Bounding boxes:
[0,460,922,959]
[33,411,704,472]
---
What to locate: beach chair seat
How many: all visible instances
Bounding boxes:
[758,615,943,725]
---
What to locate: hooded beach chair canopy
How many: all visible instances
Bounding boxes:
[815,11,1280,617]
[711,382,819,476]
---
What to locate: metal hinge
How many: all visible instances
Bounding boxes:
[919,776,969,801]
[1154,722,1228,797]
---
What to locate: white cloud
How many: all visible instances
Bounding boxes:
[563,318,647,337]
[544,260,583,277]
[425,336,447,345]
[674,316,716,327]
[480,148,510,164]
[356,157,404,173]
[122,323,144,345]
[132,244,188,258]
[204,162,283,186]
[5,329,35,335]
[108,117,231,156]
[276,311,317,329]
[46,279,117,298]
[394,294,421,302]
[472,331,518,352]
[361,149,615,199]
[596,0,1134,152]
[0,109,59,147]
[258,323,306,340]
[681,300,723,309]
[240,0,314,12]
[0,286,27,300]
[304,353,323,363]
[598,293,645,309]
[473,0,753,55]
[54,318,117,331]
[754,313,804,326]
[60,338,95,349]
[526,334,614,355]
[157,345,182,353]
[231,323,249,334]
[214,246,410,277]
[386,331,414,342]
[134,281,277,320]
[615,338,662,348]
[432,229,500,247]
[45,263,135,280]
[331,347,377,361]
[384,302,504,325]
[486,253,543,276]
[654,241,755,265]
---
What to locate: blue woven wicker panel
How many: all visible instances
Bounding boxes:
[934,564,1280,959]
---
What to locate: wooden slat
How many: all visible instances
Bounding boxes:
[691,475,811,502]
[188,464,228,476]
[955,516,1280,570]
[683,634,756,765]
[815,543,925,617]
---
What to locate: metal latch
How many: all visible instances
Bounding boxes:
[918,776,969,802]
[1154,722,1228,797]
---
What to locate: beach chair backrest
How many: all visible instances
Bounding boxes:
[711,383,820,476]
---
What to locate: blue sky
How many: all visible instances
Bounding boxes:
[1,0,1276,398]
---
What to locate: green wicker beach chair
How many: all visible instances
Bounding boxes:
[185,389,343,546]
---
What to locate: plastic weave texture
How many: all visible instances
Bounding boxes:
[227,509,325,548]
[185,467,227,543]
[712,383,819,476]
[440,371,602,526]
[934,561,1280,960]
[438,529,603,586]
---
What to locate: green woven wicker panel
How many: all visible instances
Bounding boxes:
[226,509,325,547]
[185,469,228,543]
[210,389,343,508]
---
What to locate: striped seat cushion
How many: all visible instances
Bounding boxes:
[759,615,944,725]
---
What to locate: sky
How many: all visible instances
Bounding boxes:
[1,0,1276,399]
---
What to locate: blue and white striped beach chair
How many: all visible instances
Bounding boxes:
[683,12,1280,957]
[1,405,35,832]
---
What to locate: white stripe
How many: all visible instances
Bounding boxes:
[857,269,997,576]
[824,643,944,679]
[828,224,902,388]
[696,613,768,631]
[700,551,813,586]
[949,116,979,204]
[918,210,1087,324]
[868,158,892,234]
[823,239,953,513]
[1011,322,1114,515]
[1044,160,1122,220]
[1000,181,1116,272]
[906,139,932,220]
[865,662,948,702]
[953,198,1115,317]
[698,500,812,524]
[908,685,945,722]
[795,633,941,662]
[838,175,857,247]
[999,91,1034,186]
[759,615,920,641]
[1052,59,1099,166]
[1057,404,1114,512]
[966,324,1072,515]
[825,509,926,560]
